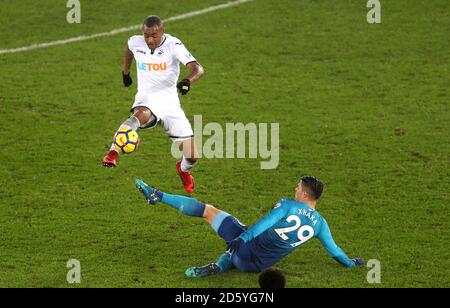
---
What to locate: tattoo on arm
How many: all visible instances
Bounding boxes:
[185,62,204,83]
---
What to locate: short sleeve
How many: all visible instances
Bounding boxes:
[173,41,197,65]
[127,36,136,51]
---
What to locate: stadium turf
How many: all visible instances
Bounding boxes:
[0,0,448,287]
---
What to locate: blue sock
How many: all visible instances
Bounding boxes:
[160,193,206,217]
[215,252,232,272]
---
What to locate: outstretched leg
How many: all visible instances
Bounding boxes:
[135,179,248,277]
[135,179,205,216]
[102,107,153,168]
[135,179,245,240]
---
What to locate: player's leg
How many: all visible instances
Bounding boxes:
[135,179,205,216]
[135,179,247,244]
[174,137,198,193]
[134,180,247,277]
[185,252,232,278]
[164,105,197,193]
[177,137,199,172]
[134,180,246,243]
[175,137,198,193]
[184,205,248,277]
[102,107,154,168]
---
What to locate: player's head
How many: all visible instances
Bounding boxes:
[296,176,324,202]
[258,268,286,288]
[142,15,164,49]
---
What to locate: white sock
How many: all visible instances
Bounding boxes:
[110,144,118,153]
[181,156,195,172]
[120,115,141,131]
[109,116,141,153]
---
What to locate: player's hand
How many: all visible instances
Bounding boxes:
[227,238,244,253]
[352,258,365,266]
[122,71,132,87]
[177,78,191,95]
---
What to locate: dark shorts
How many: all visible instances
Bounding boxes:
[217,216,261,273]
[217,216,247,243]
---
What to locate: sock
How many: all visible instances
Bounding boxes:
[215,252,232,273]
[160,193,205,217]
[181,156,196,172]
[109,116,141,153]
[110,144,118,152]
[120,115,141,131]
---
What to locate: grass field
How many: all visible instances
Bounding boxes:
[0,0,449,288]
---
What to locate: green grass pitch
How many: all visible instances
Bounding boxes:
[0,0,449,288]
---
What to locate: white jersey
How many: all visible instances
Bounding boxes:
[127,33,197,103]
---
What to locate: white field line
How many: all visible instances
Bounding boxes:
[0,0,253,55]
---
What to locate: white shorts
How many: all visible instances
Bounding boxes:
[131,92,194,142]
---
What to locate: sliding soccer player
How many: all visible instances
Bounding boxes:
[102,15,204,193]
[135,176,364,277]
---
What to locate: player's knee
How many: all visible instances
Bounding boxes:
[205,204,217,211]
[132,107,152,125]
[204,204,220,223]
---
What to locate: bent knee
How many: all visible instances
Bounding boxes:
[132,107,152,124]
[204,204,220,223]
[205,204,218,214]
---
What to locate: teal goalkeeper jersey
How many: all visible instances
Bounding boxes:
[238,199,356,270]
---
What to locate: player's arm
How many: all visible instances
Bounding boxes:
[174,40,204,95]
[122,44,134,87]
[316,219,363,267]
[236,201,290,244]
[177,61,204,95]
[184,61,204,83]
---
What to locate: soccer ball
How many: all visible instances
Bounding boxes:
[113,127,140,154]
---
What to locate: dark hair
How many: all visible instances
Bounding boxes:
[258,268,286,288]
[301,176,324,200]
[143,15,163,28]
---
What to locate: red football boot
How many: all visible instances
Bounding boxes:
[176,160,195,193]
[102,150,119,168]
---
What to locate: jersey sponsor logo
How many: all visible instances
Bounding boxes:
[137,62,168,72]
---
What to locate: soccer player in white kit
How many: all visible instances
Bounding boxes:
[102,16,204,193]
